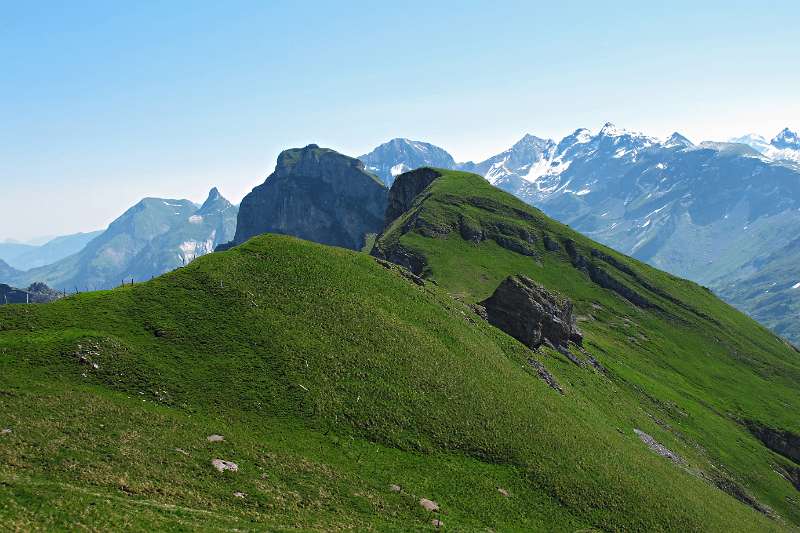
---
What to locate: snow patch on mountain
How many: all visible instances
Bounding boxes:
[730,128,800,164]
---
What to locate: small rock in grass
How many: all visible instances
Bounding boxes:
[497,487,509,497]
[233,491,246,499]
[419,498,439,512]
[1,428,11,436]
[432,518,443,528]
[211,459,238,472]
[389,484,402,492]
[207,434,225,443]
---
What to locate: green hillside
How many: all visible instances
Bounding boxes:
[373,169,800,526]
[1,170,799,530]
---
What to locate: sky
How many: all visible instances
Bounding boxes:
[1,1,799,241]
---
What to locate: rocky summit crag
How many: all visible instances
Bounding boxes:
[222,145,388,251]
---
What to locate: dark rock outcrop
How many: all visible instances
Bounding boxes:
[480,275,582,350]
[745,421,800,465]
[783,464,800,491]
[383,168,442,228]
[543,234,560,252]
[702,471,774,515]
[458,216,484,243]
[223,145,388,251]
[564,239,654,309]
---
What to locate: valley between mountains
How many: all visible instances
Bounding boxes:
[2,147,800,531]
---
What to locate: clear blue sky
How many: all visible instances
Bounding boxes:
[2,0,798,241]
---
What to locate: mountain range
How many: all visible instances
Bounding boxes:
[731,128,800,165]
[3,158,799,530]
[3,126,799,344]
[1,188,236,291]
[358,126,800,344]
[0,231,103,271]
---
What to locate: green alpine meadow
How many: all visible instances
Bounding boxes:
[2,167,799,531]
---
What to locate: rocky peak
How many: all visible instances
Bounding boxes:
[199,187,233,214]
[204,187,222,204]
[599,122,623,136]
[512,134,555,152]
[665,132,694,148]
[358,139,457,187]
[223,145,388,251]
[772,128,800,149]
[383,168,442,228]
[479,275,582,350]
[275,144,373,183]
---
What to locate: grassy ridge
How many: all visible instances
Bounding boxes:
[375,169,800,526]
[0,232,786,531]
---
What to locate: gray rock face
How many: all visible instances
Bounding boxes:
[634,429,683,464]
[383,168,442,227]
[745,421,800,465]
[224,145,388,251]
[480,275,582,350]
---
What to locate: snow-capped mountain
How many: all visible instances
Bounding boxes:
[361,124,800,343]
[359,138,457,186]
[730,127,800,165]
[459,134,557,192]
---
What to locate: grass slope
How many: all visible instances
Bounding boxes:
[0,232,788,531]
[374,169,800,527]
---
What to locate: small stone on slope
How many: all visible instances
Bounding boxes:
[419,498,439,512]
[211,459,238,472]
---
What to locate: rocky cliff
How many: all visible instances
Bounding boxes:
[222,145,388,251]
[383,167,442,227]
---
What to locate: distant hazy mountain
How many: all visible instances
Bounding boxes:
[222,144,387,251]
[361,125,800,343]
[0,231,102,270]
[0,243,30,267]
[359,138,457,186]
[2,188,237,290]
[731,128,800,165]
[0,259,20,281]
[714,236,800,344]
